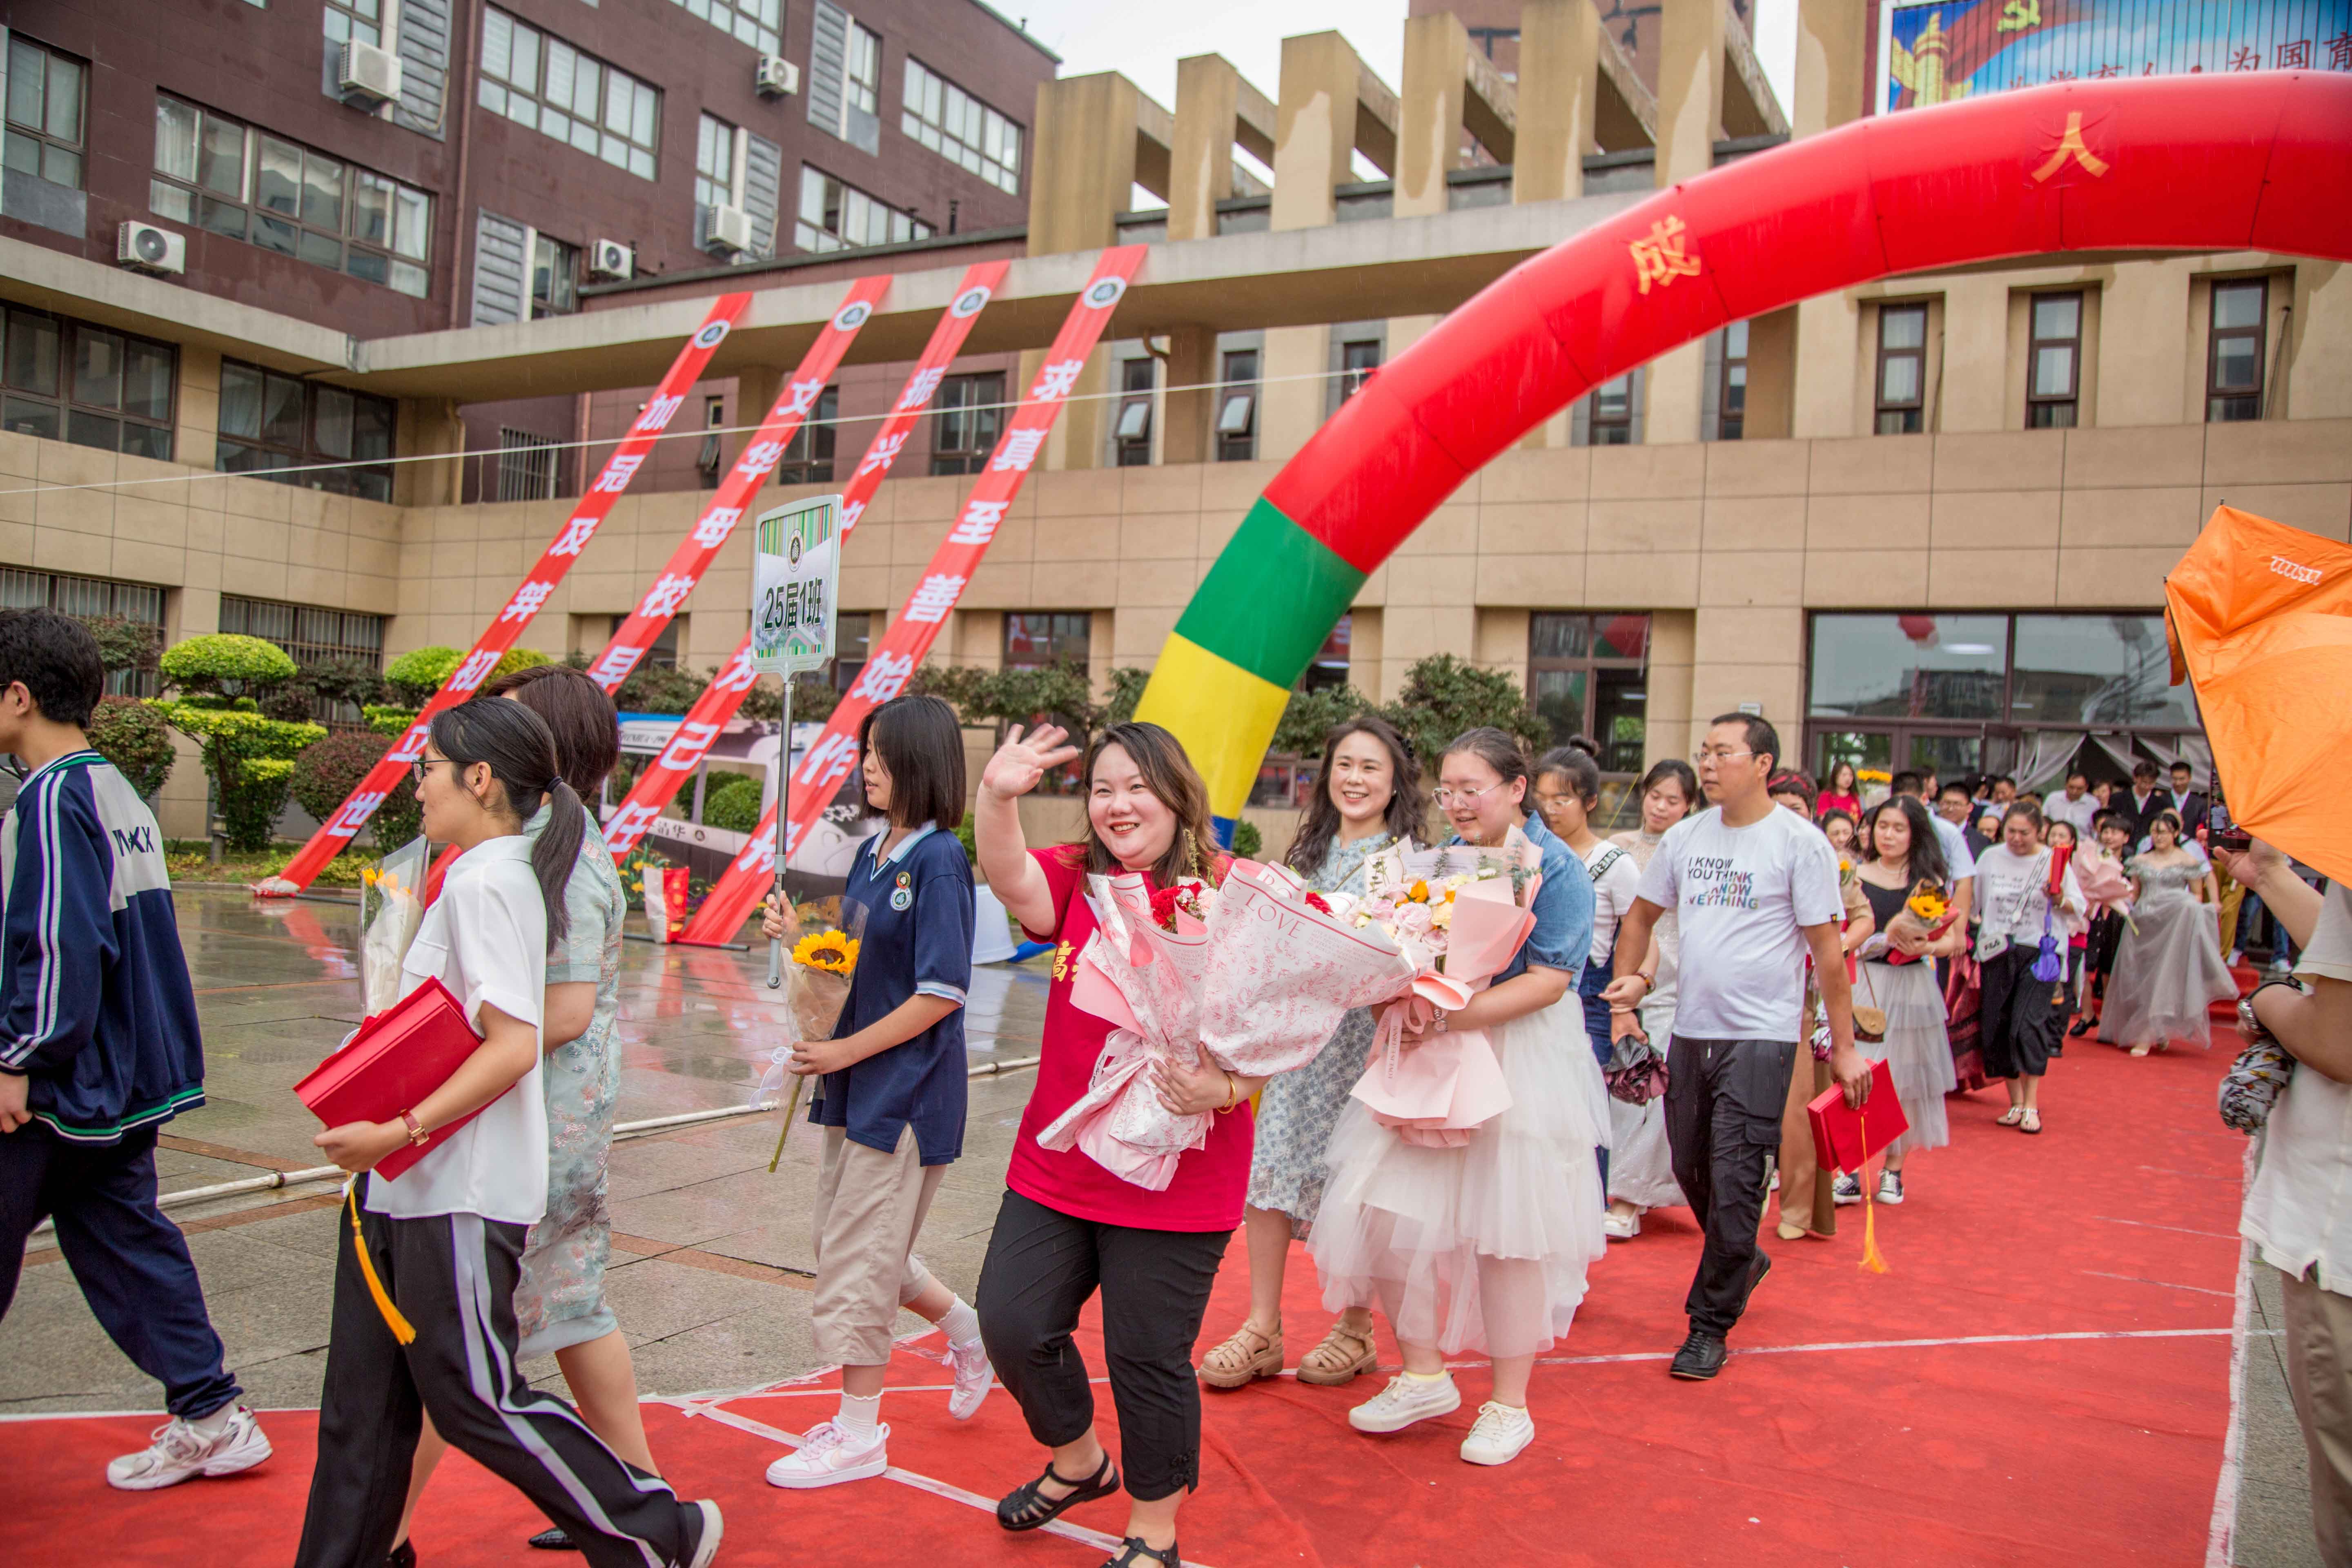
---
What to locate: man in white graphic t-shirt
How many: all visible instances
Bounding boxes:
[1608,713,1870,1382]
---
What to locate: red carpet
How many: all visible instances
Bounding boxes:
[4,1034,2248,1567]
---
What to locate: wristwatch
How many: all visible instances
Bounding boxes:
[1433,1008,1451,1034]
[399,1109,430,1147]
[2240,977,2305,1044]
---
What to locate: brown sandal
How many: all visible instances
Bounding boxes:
[1198,1322,1282,1389]
[1295,1320,1378,1386]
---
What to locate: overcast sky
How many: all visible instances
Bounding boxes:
[996,1,1800,128]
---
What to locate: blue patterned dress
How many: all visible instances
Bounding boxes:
[514,815,629,1359]
[1245,832,1396,1236]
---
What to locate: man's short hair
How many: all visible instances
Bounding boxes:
[1937,781,1972,802]
[1992,775,2015,788]
[0,609,105,730]
[1890,770,1923,797]
[1706,712,1779,774]
[2171,761,2194,778]
[2066,771,2088,787]
[2132,760,2158,782]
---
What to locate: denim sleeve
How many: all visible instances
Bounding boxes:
[1510,842,1594,980]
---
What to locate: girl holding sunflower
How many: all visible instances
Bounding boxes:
[755,693,989,1490]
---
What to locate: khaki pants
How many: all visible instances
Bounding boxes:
[2217,862,2246,959]
[2279,1266,2352,1568]
[1775,1044,1824,1233]
[810,1125,945,1366]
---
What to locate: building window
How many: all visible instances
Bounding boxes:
[845,21,882,115]
[323,0,384,57]
[1587,375,1634,445]
[1529,612,1649,772]
[2026,292,2081,429]
[1717,321,1748,441]
[217,360,396,501]
[795,166,930,253]
[0,570,165,697]
[1004,612,1088,670]
[497,429,561,501]
[151,97,431,296]
[697,397,725,488]
[902,59,1022,194]
[479,8,660,181]
[1217,349,1258,462]
[776,386,837,483]
[1339,339,1381,405]
[1114,358,1154,468]
[1874,303,1928,434]
[4,36,86,192]
[830,611,870,691]
[219,595,385,722]
[531,234,578,317]
[668,0,782,56]
[0,307,176,461]
[930,372,1002,476]
[696,113,740,210]
[2207,279,2267,423]
[1302,613,1350,691]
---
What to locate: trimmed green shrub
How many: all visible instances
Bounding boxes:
[700,773,765,834]
[364,704,420,738]
[613,662,708,715]
[291,729,423,849]
[159,634,298,696]
[385,645,547,705]
[151,700,325,852]
[89,695,176,798]
[1230,820,1264,859]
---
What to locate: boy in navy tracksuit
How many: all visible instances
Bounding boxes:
[0,609,270,1488]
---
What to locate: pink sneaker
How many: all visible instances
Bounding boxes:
[764,1421,889,1490]
[947,1336,994,1421]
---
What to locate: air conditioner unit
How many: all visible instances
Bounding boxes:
[116,221,186,277]
[754,55,799,98]
[705,205,755,256]
[338,40,404,107]
[587,238,635,280]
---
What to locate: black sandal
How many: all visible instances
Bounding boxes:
[1102,1537,1180,1567]
[997,1450,1120,1532]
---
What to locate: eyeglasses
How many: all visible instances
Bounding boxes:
[410,757,457,786]
[1691,748,1755,768]
[1431,780,1510,809]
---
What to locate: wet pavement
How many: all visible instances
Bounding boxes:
[0,888,1050,1417]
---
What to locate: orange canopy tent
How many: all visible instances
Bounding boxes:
[2165,505,2352,886]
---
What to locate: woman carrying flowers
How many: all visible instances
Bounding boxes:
[1310,727,1605,1468]
[1201,716,1422,1392]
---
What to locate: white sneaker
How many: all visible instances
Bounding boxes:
[947,1334,994,1421]
[1602,1210,1640,1241]
[763,1421,889,1489]
[1831,1173,1862,1207]
[1877,1169,1905,1206]
[1459,1401,1535,1466]
[1348,1372,1461,1434]
[107,1404,272,1490]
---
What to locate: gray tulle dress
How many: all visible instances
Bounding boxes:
[1245,832,1396,1237]
[2098,856,2235,1051]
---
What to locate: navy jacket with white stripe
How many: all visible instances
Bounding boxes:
[0,749,205,1143]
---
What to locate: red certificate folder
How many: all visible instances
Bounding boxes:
[294,976,486,1183]
[1807,1058,1909,1175]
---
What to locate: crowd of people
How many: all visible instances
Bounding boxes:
[0,597,2336,1566]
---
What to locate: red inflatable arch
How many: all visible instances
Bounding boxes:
[1132,73,2352,825]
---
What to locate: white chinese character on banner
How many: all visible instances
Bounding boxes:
[713,650,758,693]
[448,649,502,693]
[657,720,722,773]
[733,440,787,483]
[896,368,946,412]
[388,721,432,764]
[902,575,965,624]
[738,835,777,878]
[796,731,861,789]
[638,574,697,620]
[593,454,646,492]
[327,792,387,838]
[857,432,908,477]
[1032,359,1085,402]
[548,515,600,557]
[605,801,663,852]
[500,581,555,622]
[691,507,743,548]
[784,379,826,417]
[991,428,1047,473]
[590,645,645,690]
[849,651,916,706]
[840,499,867,533]
[948,499,1009,546]
[634,394,685,434]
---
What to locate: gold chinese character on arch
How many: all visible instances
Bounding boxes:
[2031,111,2111,183]
[1629,215,1704,296]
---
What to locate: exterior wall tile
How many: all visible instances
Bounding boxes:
[1809,434,1932,494]
[2056,546,2192,605]
[2200,418,2352,488]
[1033,513,1121,561]
[1928,489,2061,551]
[2196,483,2352,541]
[1702,438,1810,498]
[1478,502,1585,556]
[1588,442,1706,500]
[1697,549,1804,607]
[1474,554,1584,605]
[1927,547,2057,606]
[1394,504,1479,558]
[2061,425,2205,491]
[1586,550,1697,606]
[1117,515,1202,561]
[1932,430,2065,493]
[1588,498,1702,554]
[1702,495,1807,552]
[1693,606,1805,665]
[1480,446,1592,504]
[1806,492,1929,552]
[1120,464,1203,514]
[2058,487,2205,549]
[1806,549,1928,605]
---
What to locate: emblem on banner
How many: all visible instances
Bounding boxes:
[693,319,732,350]
[951,286,992,317]
[833,300,875,332]
[1083,275,1129,310]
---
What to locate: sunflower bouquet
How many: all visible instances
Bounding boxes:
[760,903,868,1169]
[1882,878,1957,966]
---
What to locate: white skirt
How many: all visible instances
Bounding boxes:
[1308,996,1609,1359]
[1607,987,1686,1208]
[1858,960,1955,1158]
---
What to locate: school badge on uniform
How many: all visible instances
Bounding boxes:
[891,869,913,911]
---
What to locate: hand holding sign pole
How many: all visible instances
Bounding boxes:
[749,496,840,988]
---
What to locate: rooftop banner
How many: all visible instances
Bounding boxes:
[679,246,1147,945]
[599,259,1012,861]
[262,292,753,895]
[584,274,891,693]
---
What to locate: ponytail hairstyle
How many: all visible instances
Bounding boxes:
[481,664,621,802]
[429,698,585,951]
[1285,712,1423,875]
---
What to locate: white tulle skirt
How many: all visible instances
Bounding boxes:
[1308,996,1610,1359]
[1858,959,1955,1158]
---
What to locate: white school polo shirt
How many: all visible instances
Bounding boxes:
[2243,881,2352,1298]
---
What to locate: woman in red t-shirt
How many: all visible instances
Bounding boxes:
[972,719,1255,1568]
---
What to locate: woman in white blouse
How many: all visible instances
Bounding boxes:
[296,699,721,1568]
[1971,804,2087,1136]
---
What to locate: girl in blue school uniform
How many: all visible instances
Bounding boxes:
[758,692,990,1489]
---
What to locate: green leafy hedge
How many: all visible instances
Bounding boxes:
[89,695,176,798]
[151,700,325,852]
[700,773,765,834]
[160,634,298,695]
[384,645,547,706]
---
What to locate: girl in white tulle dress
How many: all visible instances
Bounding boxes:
[1309,728,1608,1469]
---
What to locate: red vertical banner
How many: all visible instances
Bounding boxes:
[262,294,753,894]
[679,246,1145,944]
[598,260,1011,859]
[585,275,892,693]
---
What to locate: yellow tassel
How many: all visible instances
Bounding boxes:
[1855,1136,1889,1274]
[348,1183,416,1345]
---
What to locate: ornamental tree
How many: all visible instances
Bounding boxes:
[151,700,326,852]
[88,695,176,799]
[158,633,298,698]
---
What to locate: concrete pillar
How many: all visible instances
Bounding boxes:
[735,365,788,433]
[1512,0,1600,205]
[1167,56,1272,243]
[1028,74,1147,256]
[1159,327,1216,466]
[1791,0,1869,439]
[396,396,464,509]
[1645,0,1726,448]
[174,345,221,472]
[1259,328,1325,466]
[1034,347,1112,472]
[1397,13,1472,218]
[1272,32,1370,232]
[1740,307,1799,440]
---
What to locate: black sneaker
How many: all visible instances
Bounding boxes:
[1742,1251,1773,1312]
[387,1545,417,1568]
[1669,1332,1729,1380]
[527,1526,578,1550]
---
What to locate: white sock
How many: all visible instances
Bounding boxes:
[834,1391,882,1440]
[189,1403,239,1436]
[1401,1368,1450,1385]
[939,1298,981,1347]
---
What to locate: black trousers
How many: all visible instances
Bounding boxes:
[295,1200,697,1568]
[2085,910,2124,1000]
[1664,1036,1797,1339]
[975,1189,1230,1503]
[1980,944,2063,1079]
[0,1122,240,1420]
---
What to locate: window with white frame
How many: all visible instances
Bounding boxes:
[479,8,659,181]
[531,233,578,317]
[668,0,782,56]
[151,96,431,296]
[845,22,882,115]
[902,59,1021,194]
[696,114,740,210]
[1216,348,1258,462]
[323,0,384,55]
[5,35,86,192]
[795,166,931,253]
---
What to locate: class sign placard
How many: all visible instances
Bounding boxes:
[751,495,840,676]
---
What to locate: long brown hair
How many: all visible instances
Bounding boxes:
[1285,713,1423,873]
[1070,722,1218,886]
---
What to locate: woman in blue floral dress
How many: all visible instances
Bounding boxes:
[1200,715,1423,1391]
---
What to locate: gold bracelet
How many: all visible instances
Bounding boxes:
[1217,1072,1242,1113]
